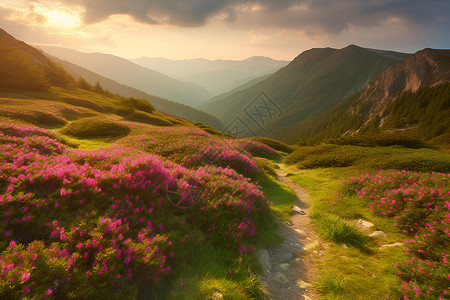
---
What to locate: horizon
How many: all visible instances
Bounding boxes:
[1,0,449,61]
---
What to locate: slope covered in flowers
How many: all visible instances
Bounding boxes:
[344,170,449,299]
[0,122,276,299]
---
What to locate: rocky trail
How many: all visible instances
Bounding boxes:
[257,164,323,300]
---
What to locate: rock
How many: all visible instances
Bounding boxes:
[285,221,293,226]
[304,241,320,251]
[276,250,293,263]
[297,280,312,289]
[279,263,290,271]
[292,206,307,215]
[303,295,312,300]
[294,229,307,239]
[257,249,271,275]
[342,243,348,249]
[211,292,223,300]
[369,231,387,239]
[357,219,375,230]
[273,272,289,284]
[380,242,404,249]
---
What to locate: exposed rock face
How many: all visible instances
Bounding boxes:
[352,49,450,128]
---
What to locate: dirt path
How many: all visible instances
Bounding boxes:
[257,164,322,300]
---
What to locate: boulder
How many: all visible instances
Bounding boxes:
[279,263,290,271]
[304,241,320,251]
[357,219,375,230]
[257,249,271,275]
[292,206,307,215]
[294,229,307,239]
[273,272,289,284]
[380,242,404,249]
[369,231,387,239]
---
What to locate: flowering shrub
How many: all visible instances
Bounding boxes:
[344,170,449,299]
[0,122,270,298]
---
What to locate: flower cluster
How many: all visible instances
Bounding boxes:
[0,122,270,298]
[344,170,449,299]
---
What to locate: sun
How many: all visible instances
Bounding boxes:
[31,3,82,28]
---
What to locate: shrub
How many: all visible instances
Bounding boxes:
[247,137,296,153]
[62,97,106,113]
[125,112,173,126]
[226,139,279,159]
[61,118,130,138]
[0,108,67,127]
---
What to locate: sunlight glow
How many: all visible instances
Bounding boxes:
[31,2,82,28]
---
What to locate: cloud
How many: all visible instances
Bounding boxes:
[43,0,449,35]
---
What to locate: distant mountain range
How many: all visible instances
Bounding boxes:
[0,28,222,128]
[49,56,223,128]
[200,45,410,137]
[131,56,289,96]
[37,45,212,107]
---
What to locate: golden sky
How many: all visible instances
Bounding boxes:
[1,0,449,60]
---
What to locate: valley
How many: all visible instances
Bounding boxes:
[1,21,449,300]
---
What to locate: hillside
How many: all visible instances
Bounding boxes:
[199,45,409,137]
[294,48,450,144]
[38,45,212,107]
[131,56,289,95]
[49,56,223,128]
[0,29,72,91]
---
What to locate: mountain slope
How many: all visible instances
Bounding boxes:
[199,45,409,136]
[295,48,450,144]
[38,45,212,107]
[49,56,223,128]
[131,56,289,95]
[0,29,72,91]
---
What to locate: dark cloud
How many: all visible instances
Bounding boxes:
[53,0,449,35]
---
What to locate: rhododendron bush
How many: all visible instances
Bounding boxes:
[344,170,449,299]
[0,123,270,299]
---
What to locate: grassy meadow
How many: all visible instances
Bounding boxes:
[283,142,449,299]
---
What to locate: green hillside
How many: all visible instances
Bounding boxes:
[50,55,224,129]
[200,45,408,136]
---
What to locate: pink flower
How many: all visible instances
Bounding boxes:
[21,272,30,282]
[46,289,53,296]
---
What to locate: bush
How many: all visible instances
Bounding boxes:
[61,118,130,138]
[0,109,67,127]
[247,137,296,153]
[125,112,173,126]
[227,139,279,159]
[62,97,106,113]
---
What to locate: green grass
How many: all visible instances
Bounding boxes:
[61,117,131,139]
[285,144,450,172]
[310,211,369,251]
[148,242,268,300]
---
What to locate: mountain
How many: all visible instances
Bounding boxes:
[131,56,289,95]
[295,48,450,144]
[199,45,409,137]
[49,56,223,128]
[37,45,212,107]
[0,29,72,91]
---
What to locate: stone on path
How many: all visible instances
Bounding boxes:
[294,229,307,239]
[304,241,320,251]
[257,249,271,275]
[273,272,289,284]
[279,263,290,271]
[369,231,387,239]
[274,250,293,263]
[292,206,307,215]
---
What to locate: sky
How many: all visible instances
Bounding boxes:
[0,0,449,60]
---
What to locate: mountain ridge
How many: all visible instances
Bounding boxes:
[37,45,212,107]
